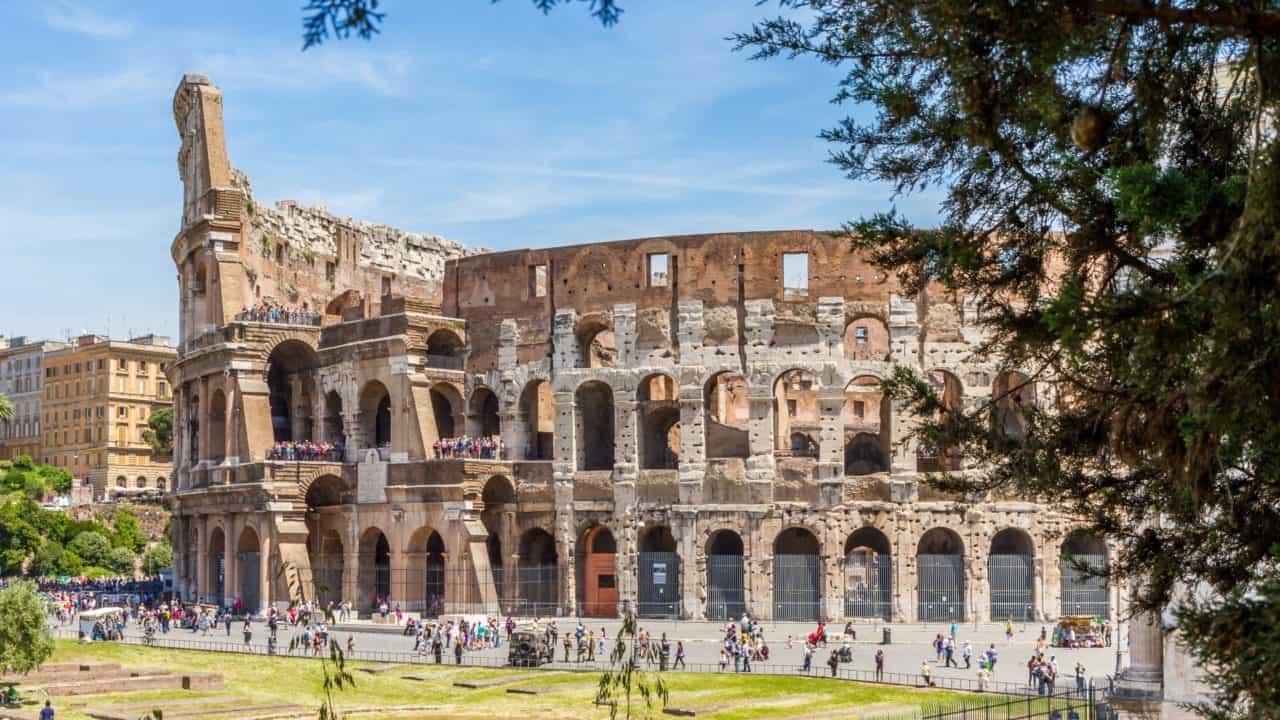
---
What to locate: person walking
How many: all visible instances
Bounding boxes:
[827,651,839,678]
[673,640,685,669]
[1074,661,1086,694]
[962,640,973,669]
[455,637,464,665]
[39,700,54,720]
[802,644,813,673]
[875,649,885,682]
[920,660,934,687]
[944,637,956,668]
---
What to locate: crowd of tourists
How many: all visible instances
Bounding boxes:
[236,303,321,326]
[268,440,344,461]
[432,436,502,459]
[720,614,771,672]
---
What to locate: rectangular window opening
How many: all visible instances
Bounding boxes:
[529,264,548,298]
[647,253,670,288]
[854,400,866,418]
[783,252,809,297]
[855,326,869,344]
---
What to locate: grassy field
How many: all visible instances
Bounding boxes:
[20,640,973,720]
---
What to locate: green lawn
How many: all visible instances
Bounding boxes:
[24,640,969,720]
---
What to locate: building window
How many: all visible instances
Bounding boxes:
[854,400,865,418]
[118,359,127,371]
[529,264,548,298]
[787,399,798,417]
[783,252,809,297]
[326,262,336,282]
[647,253,670,287]
[854,326,869,344]
[138,360,147,373]
[118,407,127,418]
[381,276,392,296]
[158,381,169,399]
[98,359,104,371]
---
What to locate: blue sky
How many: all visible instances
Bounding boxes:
[0,1,940,342]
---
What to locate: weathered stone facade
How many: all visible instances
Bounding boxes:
[170,74,1120,623]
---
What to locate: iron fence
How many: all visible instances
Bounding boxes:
[292,564,566,617]
[844,554,892,620]
[1059,555,1108,619]
[637,552,681,618]
[918,554,964,622]
[773,554,821,621]
[705,555,745,620]
[989,555,1034,622]
[865,686,1098,720]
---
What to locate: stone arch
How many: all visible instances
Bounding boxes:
[467,386,501,439]
[637,524,680,618]
[429,382,463,446]
[304,473,349,508]
[116,475,127,488]
[917,526,965,621]
[207,525,226,603]
[774,368,819,453]
[136,476,147,488]
[512,527,559,616]
[575,380,615,471]
[323,390,345,448]
[325,289,363,318]
[705,529,746,620]
[517,378,555,460]
[577,524,618,617]
[844,314,890,361]
[844,374,890,474]
[358,380,392,450]
[308,527,345,606]
[358,526,391,608]
[208,388,227,462]
[844,527,892,619]
[577,317,616,369]
[993,370,1035,441]
[917,369,964,472]
[637,373,680,469]
[704,371,749,459]
[237,525,262,610]
[990,527,1036,621]
[267,339,320,443]
[773,527,822,621]
[1060,531,1109,618]
[406,527,448,616]
[482,474,516,508]
[425,328,465,368]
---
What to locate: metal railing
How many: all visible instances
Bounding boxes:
[424,354,464,370]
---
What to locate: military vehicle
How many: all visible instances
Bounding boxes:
[508,623,553,667]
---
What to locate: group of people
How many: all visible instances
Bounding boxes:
[407,615,507,663]
[237,303,321,326]
[432,436,502,459]
[720,615,770,672]
[268,440,344,461]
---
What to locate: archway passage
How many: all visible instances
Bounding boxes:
[1060,533,1108,618]
[580,325,616,368]
[359,528,391,609]
[575,381,615,471]
[705,530,745,620]
[323,391,345,449]
[844,315,890,361]
[578,526,617,617]
[208,389,227,462]
[844,375,890,475]
[774,370,819,453]
[308,529,344,608]
[917,527,965,622]
[993,371,1035,441]
[916,370,963,472]
[237,526,261,610]
[512,528,559,616]
[989,528,1035,621]
[773,528,821,621]
[425,329,465,369]
[518,380,555,460]
[705,372,749,458]
[638,374,680,469]
[267,340,319,443]
[637,525,681,618]
[208,526,226,603]
[359,381,392,450]
[469,387,501,439]
[844,527,892,620]
[405,529,448,617]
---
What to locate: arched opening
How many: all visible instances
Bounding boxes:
[136,476,147,488]
[774,369,819,454]
[917,527,965,621]
[358,527,391,609]
[266,340,319,443]
[156,477,167,492]
[186,391,200,464]
[237,526,261,610]
[514,528,559,616]
[425,329,465,369]
[359,381,392,450]
[518,380,555,460]
[208,526,226,603]
[306,528,345,607]
[1060,532,1109,618]
[208,389,227,462]
[990,528,1036,621]
[705,530,745,620]
[704,372,749,459]
[844,315,890,361]
[844,527,892,619]
[468,387,501,439]
[993,371,1035,441]
[579,324,616,368]
[429,385,461,445]
[844,375,890,474]
[773,527,821,621]
[637,525,680,618]
[577,525,617,617]
[405,528,448,616]
[116,476,127,488]
[482,475,516,508]
[916,370,963,472]
[323,391,345,449]
[575,381,615,471]
[638,374,680,469]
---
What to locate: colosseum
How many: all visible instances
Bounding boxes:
[168,74,1120,624]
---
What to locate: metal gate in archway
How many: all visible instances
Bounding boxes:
[311,563,344,607]
[989,554,1034,621]
[238,551,260,610]
[213,555,225,603]
[917,554,964,621]
[637,552,681,618]
[844,554,891,619]
[706,555,745,620]
[1060,554,1108,618]
[773,554,821,621]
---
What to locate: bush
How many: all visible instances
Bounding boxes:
[22,474,46,502]
[31,540,63,576]
[68,531,112,569]
[0,579,54,675]
[82,566,114,580]
[107,546,137,576]
[111,509,147,553]
[56,549,84,577]
[142,542,173,575]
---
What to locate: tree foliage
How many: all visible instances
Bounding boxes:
[595,611,668,720]
[111,509,147,554]
[734,2,1280,717]
[142,541,173,576]
[0,579,54,676]
[68,531,113,570]
[0,393,13,424]
[143,407,173,457]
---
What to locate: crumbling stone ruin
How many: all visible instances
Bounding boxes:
[169,74,1119,623]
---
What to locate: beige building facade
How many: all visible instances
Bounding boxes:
[41,334,176,498]
[0,336,65,462]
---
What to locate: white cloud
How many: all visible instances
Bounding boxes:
[0,68,160,109]
[43,1,136,39]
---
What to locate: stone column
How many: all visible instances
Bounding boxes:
[744,390,775,502]
[816,390,845,507]
[223,517,236,607]
[677,380,705,505]
[259,528,272,612]
[342,411,362,461]
[197,376,211,463]
[613,398,638,508]
[196,515,209,603]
